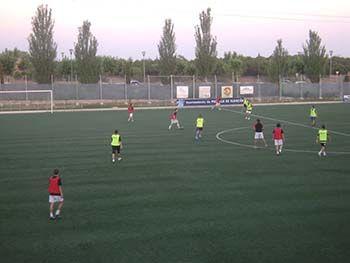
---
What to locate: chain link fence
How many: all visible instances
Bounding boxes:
[0,74,348,111]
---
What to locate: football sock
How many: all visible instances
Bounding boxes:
[55,210,60,216]
[50,212,54,218]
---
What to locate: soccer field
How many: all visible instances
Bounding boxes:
[1,103,350,263]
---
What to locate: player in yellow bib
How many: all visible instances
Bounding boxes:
[111,130,123,163]
[195,114,204,141]
[245,101,253,120]
[316,125,330,157]
[310,105,318,126]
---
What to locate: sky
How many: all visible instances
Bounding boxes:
[0,0,350,59]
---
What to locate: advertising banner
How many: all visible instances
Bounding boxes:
[199,86,211,98]
[240,86,254,95]
[221,86,233,98]
[176,86,189,99]
[180,98,243,107]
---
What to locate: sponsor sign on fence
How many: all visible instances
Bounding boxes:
[221,86,233,98]
[178,98,243,107]
[344,95,350,102]
[240,86,254,95]
[199,86,211,98]
[176,86,189,99]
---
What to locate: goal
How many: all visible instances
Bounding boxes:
[0,90,53,114]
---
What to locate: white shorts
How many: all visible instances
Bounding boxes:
[274,139,283,146]
[129,113,133,117]
[246,110,252,114]
[215,102,220,107]
[170,119,179,125]
[49,195,64,203]
[254,132,264,139]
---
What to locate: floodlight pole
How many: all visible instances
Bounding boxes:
[329,50,333,78]
[142,51,146,83]
[69,48,73,82]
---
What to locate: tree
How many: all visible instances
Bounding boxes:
[28,5,57,83]
[287,55,305,80]
[329,56,350,75]
[123,58,133,84]
[100,56,118,76]
[57,57,72,80]
[302,30,327,83]
[0,49,17,77]
[229,58,243,81]
[194,8,217,80]
[74,20,99,83]
[16,52,32,76]
[0,63,4,84]
[269,39,289,82]
[158,19,177,76]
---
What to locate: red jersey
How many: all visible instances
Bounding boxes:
[216,97,221,103]
[273,127,284,140]
[170,111,177,120]
[48,175,62,195]
[128,105,134,113]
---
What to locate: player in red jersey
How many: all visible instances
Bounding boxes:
[48,169,64,220]
[168,108,182,130]
[211,96,222,110]
[127,102,134,122]
[272,123,285,155]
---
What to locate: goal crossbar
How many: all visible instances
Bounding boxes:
[0,90,53,113]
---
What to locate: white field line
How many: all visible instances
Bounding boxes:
[216,126,350,155]
[222,107,350,138]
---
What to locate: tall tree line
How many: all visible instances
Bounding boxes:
[28,5,57,83]
[1,5,349,84]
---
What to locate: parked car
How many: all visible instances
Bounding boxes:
[130,80,141,85]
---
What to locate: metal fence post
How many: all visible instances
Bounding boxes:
[257,74,261,101]
[214,75,218,98]
[300,82,303,99]
[192,75,196,98]
[25,75,28,102]
[99,75,103,103]
[50,75,54,107]
[170,74,173,100]
[319,76,322,99]
[147,75,150,101]
[340,75,344,100]
[124,75,128,101]
[279,76,282,100]
[75,74,78,101]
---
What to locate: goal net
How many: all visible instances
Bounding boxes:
[0,90,53,114]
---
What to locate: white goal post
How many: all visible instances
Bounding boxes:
[0,90,53,113]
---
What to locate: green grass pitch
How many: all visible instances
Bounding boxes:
[1,103,350,263]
